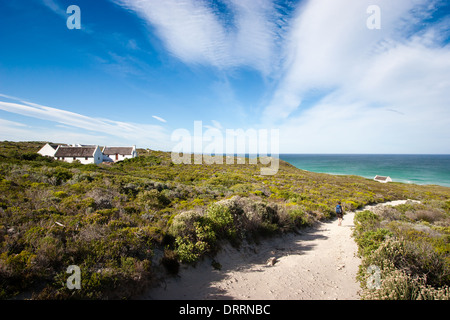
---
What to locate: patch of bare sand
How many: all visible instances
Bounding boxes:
[140,200,415,300]
[141,214,359,300]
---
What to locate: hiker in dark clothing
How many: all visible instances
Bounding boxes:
[336,201,344,226]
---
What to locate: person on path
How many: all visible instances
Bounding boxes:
[336,201,344,226]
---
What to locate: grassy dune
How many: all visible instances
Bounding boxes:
[0,141,449,299]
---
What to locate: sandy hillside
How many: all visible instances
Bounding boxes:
[141,201,412,300]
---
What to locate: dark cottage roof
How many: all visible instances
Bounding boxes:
[103,147,134,155]
[48,143,59,150]
[54,146,96,158]
[374,175,388,181]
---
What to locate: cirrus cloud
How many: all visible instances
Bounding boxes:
[111,0,291,74]
[0,94,170,149]
[260,0,450,153]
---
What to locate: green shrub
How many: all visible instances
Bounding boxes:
[53,191,68,199]
[287,207,313,228]
[0,250,36,276]
[174,236,202,263]
[0,250,37,297]
[362,267,450,300]
[206,203,235,239]
[136,189,171,209]
[20,152,40,161]
[413,210,446,223]
[357,224,450,300]
[344,200,360,211]
[355,228,393,256]
[52,169,73,185]
[168,210,202,238]
[359,238,450,300]
[353,210,380,238]
[35,236,65,270]
[169,209,219,263]
[395,202,420,214]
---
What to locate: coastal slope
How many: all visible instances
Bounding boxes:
[143,210,362,300]
[144,200,420,300]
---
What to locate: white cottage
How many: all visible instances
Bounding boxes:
[374,175,392,183]
[54,145,103,164]
[102,146,138,162]
[37,143,60,157]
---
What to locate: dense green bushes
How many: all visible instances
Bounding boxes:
[1,141,450,299]
[354,201,450,299]
[166,198,313,263]
[358,238,450,299]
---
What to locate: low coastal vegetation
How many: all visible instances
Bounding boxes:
[0,141,449,299]
[354,201,450,299]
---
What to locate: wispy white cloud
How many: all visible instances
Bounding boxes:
[227,0,287,74]
[112,0,289,74]
[0,118,28,128]
[19,0,450,154]
[259,0,450,153]
[262,0,422,122]
[0,121,110,146]
[152,115,167,123]
[0,95,170,149]
[40,0,66,18]
[113,0,229,67]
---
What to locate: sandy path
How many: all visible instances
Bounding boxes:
[141,200,413,300]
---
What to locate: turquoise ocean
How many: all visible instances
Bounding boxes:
[279,154,450,188]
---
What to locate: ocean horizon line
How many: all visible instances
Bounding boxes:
[177,153,450,156]
[278,154,450,188]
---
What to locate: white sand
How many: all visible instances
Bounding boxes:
[141,200,414,300]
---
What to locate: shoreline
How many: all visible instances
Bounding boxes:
[279,154,450,188]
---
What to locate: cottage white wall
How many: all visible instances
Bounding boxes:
[119,154,133,161]
[78,156,96,165]
[104,154,132,162]
[102,146,138,162]
[54,146,102,165]
[78,157,93,165]
[38,144,57,157]
[55,156,95,164]
[52,145,136,164]
[374,176,392,183]
[92,147,103,164]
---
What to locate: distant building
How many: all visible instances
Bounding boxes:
[54,146,103,165]
[37,143,60,157]
[374,175,392,183]
[102,146,138,162]
[38,142,138,165]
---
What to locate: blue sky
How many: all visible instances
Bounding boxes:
[0,0,449,153]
